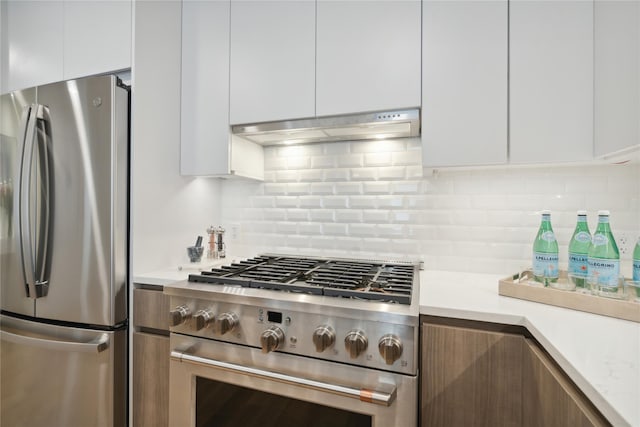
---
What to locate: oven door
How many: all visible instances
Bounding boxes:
[169,334,417,427]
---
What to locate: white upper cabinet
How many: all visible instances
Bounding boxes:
[181,0,264,178]
[422,0,508,167]
[1,1,64,93]
[510,0,594,164]
[316,0,421,116]
[63,0,132,80]
[229,0,315,125]
[594,0,640,158]
[181,0,231,176]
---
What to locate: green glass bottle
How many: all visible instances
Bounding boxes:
[568,210,591,288]
[532,210,558,285]
[587,210,620,293]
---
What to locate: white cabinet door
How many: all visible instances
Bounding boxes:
[594,0,640,158]
[1,1,64,93]
[316,0,421,116]
[229,0,315,125]
[510,0,594,164]
[63,0,132,80]
[181,0,231,176]
[422,0,508,167]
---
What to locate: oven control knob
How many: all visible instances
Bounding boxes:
[169,305,191,327]
[214,312,239,335]
[192,309,214,331]
[378,334,403,365]
[344,330,368,359]
[260,326,285,354]
[312,325,336,353]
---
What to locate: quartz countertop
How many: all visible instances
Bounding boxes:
[133,262,639,426]
[419,270,640,427]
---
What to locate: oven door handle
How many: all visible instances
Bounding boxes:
[170,350,397,406]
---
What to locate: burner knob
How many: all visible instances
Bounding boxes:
[344,330,368,359]
[260,326,285,354]
[312,325,336,353]
[214,312,239,335]
[378,334,403,365]
[169,305,191,327]
[192,309,214,331]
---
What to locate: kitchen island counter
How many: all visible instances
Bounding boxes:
[419,270,639,427]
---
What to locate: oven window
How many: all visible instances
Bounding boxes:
[196,377,372,427]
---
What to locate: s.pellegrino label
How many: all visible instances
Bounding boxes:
[568,253,588,278]
[633,259,640,282]
[587,258,620,288]
[533,252,559,279]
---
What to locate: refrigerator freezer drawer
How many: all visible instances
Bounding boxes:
[0,315,126,427]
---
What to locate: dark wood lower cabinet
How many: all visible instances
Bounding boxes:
[522,339,609,427]
[420,316,611,427]
[133,332,170,427]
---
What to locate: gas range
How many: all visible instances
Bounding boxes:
[164,254,421,375]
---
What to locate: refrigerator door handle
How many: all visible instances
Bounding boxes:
[18,104,38,299]
[0,329,109,353]
[18,104,52,299]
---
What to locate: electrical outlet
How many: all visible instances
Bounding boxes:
[229,223,241,240]
[618,232,630,255]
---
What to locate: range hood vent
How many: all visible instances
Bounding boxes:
[231,109,420,146]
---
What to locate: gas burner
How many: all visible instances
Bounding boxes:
[188,255,415,304]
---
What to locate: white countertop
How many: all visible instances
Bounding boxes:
[420,270,640,427]
[133,262,639,426]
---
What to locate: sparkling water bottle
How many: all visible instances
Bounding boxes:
[587,211,620,293]
[568,210,591,288]
[633,238,640,282]
[532,210,559,284]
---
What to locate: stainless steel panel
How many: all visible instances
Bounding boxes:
[1,88,37,316]
[33,75,128,326]
[170,334,418,427]
[0,314,126,427]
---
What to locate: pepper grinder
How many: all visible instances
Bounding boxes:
[206,226,226,259]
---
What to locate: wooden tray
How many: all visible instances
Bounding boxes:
[499,271,640,323]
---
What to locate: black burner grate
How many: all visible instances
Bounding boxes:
[189,256,415,304]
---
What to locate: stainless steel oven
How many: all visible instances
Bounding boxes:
[165,255,420,427]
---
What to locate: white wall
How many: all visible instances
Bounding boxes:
[221,138,640,276]
[131,0,221,274]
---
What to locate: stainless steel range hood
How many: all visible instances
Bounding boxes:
[231,108,420,146]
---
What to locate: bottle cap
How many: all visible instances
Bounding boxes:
[577,210,587,216]
[540,209,551,215]
[597,210,610,216]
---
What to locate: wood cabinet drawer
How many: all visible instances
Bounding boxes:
[133,288,170,331]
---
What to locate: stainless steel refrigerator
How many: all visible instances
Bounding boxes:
[0,74,128,426]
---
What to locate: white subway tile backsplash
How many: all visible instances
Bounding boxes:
[335,182,362,194]
[336,154,364,168]
[287,183,311,195]
[364,152,392,167]
[264,183,288,195]
[221,142,639,276]
[378,167,407,180]
[322,196,349,208]
[351,168,378,181]
[335,209,362,223]
[275,197,298,208]
[310,183,334,195]
[363,182,391,194]
[287,209,309,221]
[311,156,336,169]
[310,210,334,222]
[276,170,299,182]
[299,196,322,209]
[287,156,311,170]
[363,210,390,223]
[391,181,421,194]
[324,169,351,182]
[322,223,348,235]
